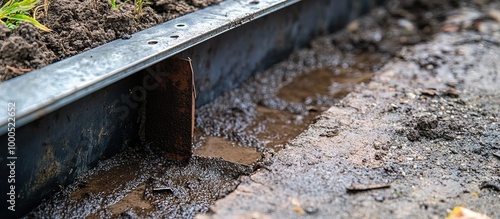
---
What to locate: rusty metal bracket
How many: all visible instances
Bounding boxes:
[144,58,195,163]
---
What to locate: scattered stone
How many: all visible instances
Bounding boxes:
[444,88,460,97]
[121,34,132,40]
[347,20,360,32]
[493,152,500,160]
[120,210,141,219]
[446,81,459,88]
[320,129,339,137]
[303,205,319,215]
[487,9,500,23]
[421,89,437,96]
[474,20,500,34]
[397,19,415,32]
[480,180,500,191]
[373,194,385,202]
[375,152,385,160]
[443,24,460,32]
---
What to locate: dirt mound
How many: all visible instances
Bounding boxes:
[0,0,222,81]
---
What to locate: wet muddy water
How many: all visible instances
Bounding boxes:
[193,137,260,165]
[193,56,380,163]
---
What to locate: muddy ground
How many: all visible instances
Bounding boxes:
[200,2,500,219]
[0,0,222,82]
[27,0,499,218]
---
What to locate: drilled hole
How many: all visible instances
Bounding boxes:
[148,40,158,45]
[170,35,179,39]
[176,23,187,28]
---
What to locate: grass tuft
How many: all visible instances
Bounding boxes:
[134,0,143,18]
[110,0,119,9]
[0,0,51,32]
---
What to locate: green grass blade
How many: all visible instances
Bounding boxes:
[1,0,14,11]
[1,0,36,17]
[15,0,39,8]
[7,13,51,31]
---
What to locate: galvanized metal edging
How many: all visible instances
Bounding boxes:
[0,0,301,135]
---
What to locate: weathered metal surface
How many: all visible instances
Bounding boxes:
[145,58,195,163]
[0,73,144,218]
[0,59,195,217]
[0,0,305,135]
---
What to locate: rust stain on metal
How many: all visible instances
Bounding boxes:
[32,142,61,193]
[145,58,195,163]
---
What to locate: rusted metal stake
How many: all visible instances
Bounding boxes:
[145,58,195,163]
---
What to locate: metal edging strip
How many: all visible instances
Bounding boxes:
[0,0,301,135]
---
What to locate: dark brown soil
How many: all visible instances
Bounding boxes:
[0,0,222,81]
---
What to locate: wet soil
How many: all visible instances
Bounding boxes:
[0,0,222,82]
[27,0,500,218]
[28,147,252,218]
[194,137,260,165]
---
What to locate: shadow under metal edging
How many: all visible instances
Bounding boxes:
[0,0,378,217]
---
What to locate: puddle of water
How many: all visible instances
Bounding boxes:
[193,137,261,165]
[251,55,379,149]
[253,106,321,149]
[278,68,337,102]
[194,54,380,154]
[278,55,379,102]
[70,163,140,200]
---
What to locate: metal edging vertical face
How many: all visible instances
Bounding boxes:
[0,0,301,135]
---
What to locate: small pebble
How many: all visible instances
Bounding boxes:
[303,206,319,214]
[373,194,385,202]
[421,89,437,96]
[444,88,460,97]
[121,34,132,40]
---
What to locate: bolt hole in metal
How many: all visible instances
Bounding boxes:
[148,40,158,45]
[176,23,187,28]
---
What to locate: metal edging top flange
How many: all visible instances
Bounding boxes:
[0,0,301,135]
